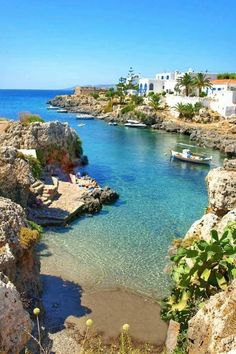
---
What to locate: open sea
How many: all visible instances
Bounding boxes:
[0,89,224,298]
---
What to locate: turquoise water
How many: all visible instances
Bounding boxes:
[0,90,224,298]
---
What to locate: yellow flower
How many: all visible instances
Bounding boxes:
[122,323,130,332]
[86,319,93,328]
[33,307,40,316]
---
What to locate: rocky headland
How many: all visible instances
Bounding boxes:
[49,93,236,156]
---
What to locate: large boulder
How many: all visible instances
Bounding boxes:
[187,280,236,354]
[0,121,83,168]
[0,273,32,354]
[207,162,236,215]
[0,146,34,207]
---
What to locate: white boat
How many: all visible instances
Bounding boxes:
[76,114,94,120]
[171,149,212,165]
[47,105,58,110]
[57,108,68,113]
[108,122,117,126]
[78,123,86,127]
[125,122,147,128]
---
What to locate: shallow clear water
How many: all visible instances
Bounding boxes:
[0,89,224,298]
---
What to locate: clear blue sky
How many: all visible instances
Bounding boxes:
[0,0,235,89]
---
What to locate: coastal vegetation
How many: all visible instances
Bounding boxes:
[174,102,203,120]
[176,73,212,97]
[19,112,45,125]
[161,222,236,351]
[20,226,41,249]
[217,73,236,79]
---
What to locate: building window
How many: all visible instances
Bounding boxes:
[149,83,154,91]
[161,76,164,80]
[162,85,165,90]
[218,88,221,91]
[166,75,169,80]
[144,83,147,92]
[139,84,143,93]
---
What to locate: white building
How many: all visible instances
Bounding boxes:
[138,69,218,95]
[206,80,236,117]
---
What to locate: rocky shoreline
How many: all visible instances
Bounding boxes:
[49,94,236,156]
[0,118,119,353]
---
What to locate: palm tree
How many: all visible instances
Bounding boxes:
[177,73,195,96]
[194,73,212,96]
[149,93,162,111]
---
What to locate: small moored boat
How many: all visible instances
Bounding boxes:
[108,122,117,126]
[57,108,68,113]
[124,120,147,128]
[76,114,94,120]
[47,105,58,110]
[171,149,212,165]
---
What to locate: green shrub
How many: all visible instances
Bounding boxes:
[20,227,41,249]
[194,102,203,114]
[121,104,134,114]
[161,222,236,330]
[199,92,207,97]
[25,155,42,179]
[75,137,83,156]
[19,112,44,125]
[90,92,99,99]
[27,220,43,234]
[175,103,195,120]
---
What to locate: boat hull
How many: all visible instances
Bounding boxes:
[124,123,147,128]
[171,150,212,165]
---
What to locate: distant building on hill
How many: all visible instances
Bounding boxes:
[74,86,107,96]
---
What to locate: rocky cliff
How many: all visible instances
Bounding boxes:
[187,279,236,354]
[0,197,41,353]
[184,159,236,243]
[181,160,236,353]
[0,273,32,354]
[0,146,34,207]
[0,121,83,167]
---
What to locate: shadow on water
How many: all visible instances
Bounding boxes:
[41,274,91,333]
[36,242,53,257]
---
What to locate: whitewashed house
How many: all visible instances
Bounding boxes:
[206,80,236,117]
[138,69,217,95]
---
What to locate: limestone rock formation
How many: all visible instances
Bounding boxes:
[207,162,236,215]
[0,197,41,303]
[0,273,32,354]
[187,280,236,354]
[0,146,34,207]
[0,121,83,167]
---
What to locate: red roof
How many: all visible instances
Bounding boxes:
[210,79,236,85]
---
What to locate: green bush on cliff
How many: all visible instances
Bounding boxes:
[19,112,45,125]
[75,137,83,156]
[90,92,99,99]
[121,104,134,114]
[27,220,43,234]
[26,155,42,179]
[161,222,236,330]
